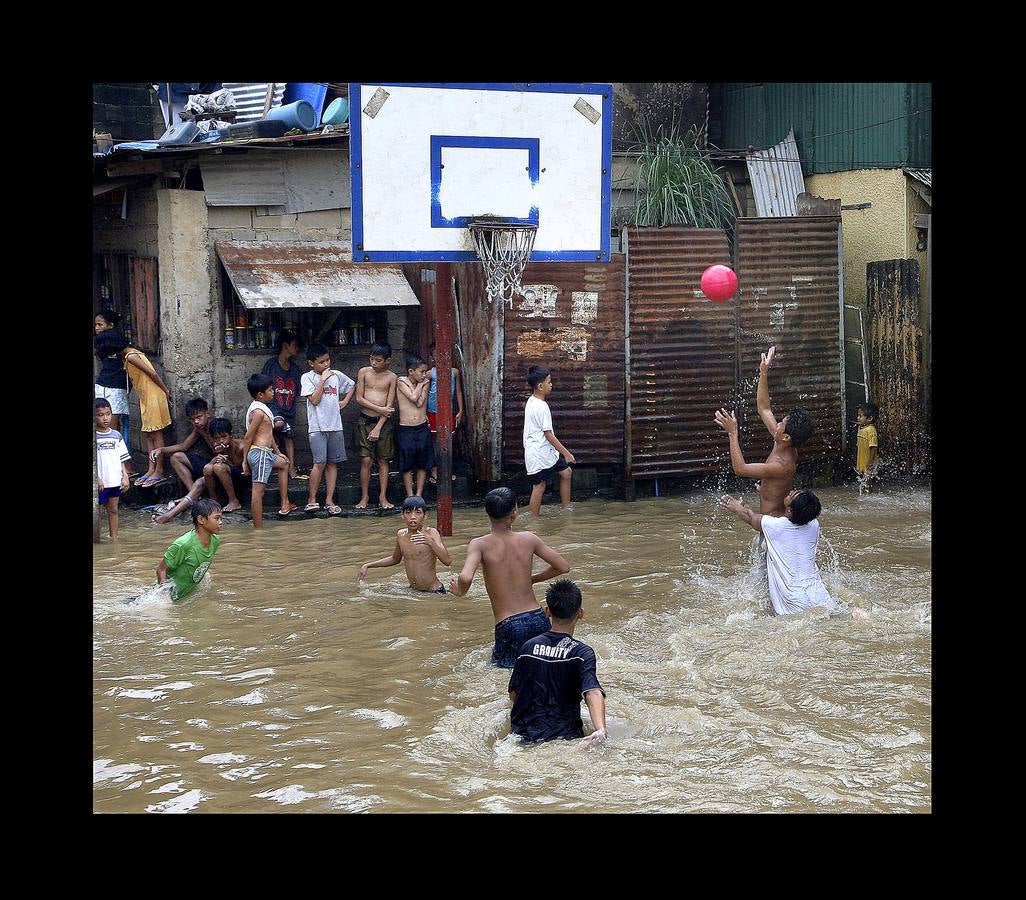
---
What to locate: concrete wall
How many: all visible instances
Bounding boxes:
[93,83,163,142]
[805,169,913,312]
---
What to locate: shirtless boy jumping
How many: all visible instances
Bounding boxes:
[713,346,814,517]
[355,342,398,510]
[357,495,452,593]
[449,487,571,668]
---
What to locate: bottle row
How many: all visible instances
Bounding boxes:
[224,307,380,351]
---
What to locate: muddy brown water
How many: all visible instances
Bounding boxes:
[93,486,931,813]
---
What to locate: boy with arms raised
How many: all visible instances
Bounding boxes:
[449,487,570,668]
[713,346,814,517]
[524,365,576,516]
[300,343,355,515]
[719,489,844,616]
[355,342,398,510]
[357,496,453,593]
[509,579,607,745]
[396,353,435,498]
[241,374,293,528]
[95,397,131,541]
[156,498,223,601]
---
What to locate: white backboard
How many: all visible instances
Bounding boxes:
[350,82,613,262]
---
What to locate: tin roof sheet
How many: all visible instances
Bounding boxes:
[746,128,806,216]
[214,241,420,309]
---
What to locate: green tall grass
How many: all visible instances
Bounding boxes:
[629,121,735,233]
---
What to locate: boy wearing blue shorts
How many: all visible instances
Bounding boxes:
[241,374,293,529]
[95,397,131,541]
[449,487,570,668]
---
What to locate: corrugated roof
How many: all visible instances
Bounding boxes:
[221,82,287,122]
[215,241,420,310]
[746,128,805,216]
[904,168,932,188]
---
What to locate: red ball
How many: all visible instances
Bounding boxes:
[701,265,738,302]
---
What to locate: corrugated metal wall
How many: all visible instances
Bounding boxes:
[501,258,627,468]
[866,259,928,475]
[719,83,931,174]
[735,217,843,465]
[624,227,735,477]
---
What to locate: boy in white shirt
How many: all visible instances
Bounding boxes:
[523,365,576,516]
[300,342,355,515]
[241,373,293,529]
[95,397,132,540]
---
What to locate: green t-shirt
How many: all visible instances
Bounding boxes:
[163,529,220,600]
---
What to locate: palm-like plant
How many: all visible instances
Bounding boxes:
[630,121,735,233]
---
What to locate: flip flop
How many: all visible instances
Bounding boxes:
[292,473,309,481]
[326,504,343,515]
[278,502,298,516]
[304,502,321,512]
[135,476,156,487]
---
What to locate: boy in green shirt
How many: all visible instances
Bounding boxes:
[156,498,223,600]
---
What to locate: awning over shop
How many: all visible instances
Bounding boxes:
[214,241,420,310]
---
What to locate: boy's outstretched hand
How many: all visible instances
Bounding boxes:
[714,408,738,435]
[581,728,607,748]
[761,346,776,370]
[356,564,369,583]
[720,495,744,514]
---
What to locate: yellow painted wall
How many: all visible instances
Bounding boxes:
[805,169,918,311]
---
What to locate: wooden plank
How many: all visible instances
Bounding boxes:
[284,149,351,213]
[105,159,168,177]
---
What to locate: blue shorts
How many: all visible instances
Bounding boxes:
[492,607,550,668]
[247,446,276,484]
[98,486,122,506]
[184,451,212,479]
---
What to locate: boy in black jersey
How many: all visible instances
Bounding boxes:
[508,579,607,744]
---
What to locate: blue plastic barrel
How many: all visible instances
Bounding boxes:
[282,83,328,120]
[322,97,350,126]
[266,100,317,132]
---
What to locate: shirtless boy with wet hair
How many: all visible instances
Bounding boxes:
[357,495,453,593]
[355,342,399,510]
[713,346,815,517]
[201,417,247,513]
[242,373,293,528]
[449,486,571,668]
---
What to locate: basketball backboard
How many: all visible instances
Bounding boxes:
[349,83,612,263]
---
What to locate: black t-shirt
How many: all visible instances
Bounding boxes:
[261,356,303,420]
[94,331,128,389]
[507,631,604,743]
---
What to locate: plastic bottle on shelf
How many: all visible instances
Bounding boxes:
[225,310,235,350]
[366,321,376,345]
[349,318,361,346]
[269,319,279,349]
[255,312,267,349]
[235,308,248,350]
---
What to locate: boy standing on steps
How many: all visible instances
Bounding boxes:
[241,374,293,528]
[300,343,355,516]
[355,342,398,510]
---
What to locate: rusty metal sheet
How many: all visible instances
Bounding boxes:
[866,259,927,475]
[502,258,626,468]
[625,227,735,478]
[214,241,420,309]
[735,217,843,466]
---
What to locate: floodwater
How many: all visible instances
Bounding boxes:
[93,485,931,813]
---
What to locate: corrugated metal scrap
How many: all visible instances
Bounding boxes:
[746,128,806,217]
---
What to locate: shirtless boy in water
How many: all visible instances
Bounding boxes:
[713,346,814,516]
[357,495,452,592]
[449,487,570,668]
[355,343,398,509]
[241,374,292,528]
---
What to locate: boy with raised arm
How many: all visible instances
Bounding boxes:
[719,489,844,616]
[357,495,453,593]
[524,365,576,516]
[449,486,571,668]
[396,353,435,499]
[241,374,293,528]
[355,342,399,509]
[713,346,814,517]
[509,579,607,745]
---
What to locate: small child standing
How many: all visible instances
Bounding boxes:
[300,342,355,515]
[855,402,880,493]
[95,397,131,541]
[523,365,576,516]
[156,498,223,601]
[396,353,435,498]
[261,329,303,480]
[242,374,294,528]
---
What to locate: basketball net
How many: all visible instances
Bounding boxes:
[468,217,538,305]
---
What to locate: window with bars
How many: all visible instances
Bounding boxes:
[93,253,161,353]
[218,262,388,354]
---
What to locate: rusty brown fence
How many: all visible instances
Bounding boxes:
[866,259,928,475]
